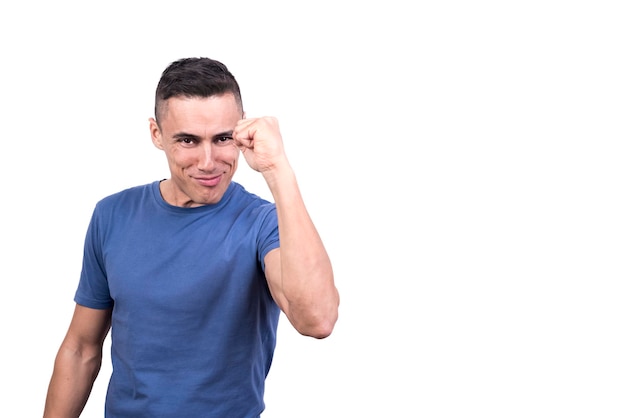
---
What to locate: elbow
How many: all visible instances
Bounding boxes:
[285,287,340,339]
[306,321,336,339]
[294,305,339,339]
[297,318,336,339]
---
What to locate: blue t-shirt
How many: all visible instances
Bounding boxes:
[74,180,281,417]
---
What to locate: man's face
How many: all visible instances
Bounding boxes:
[150,93,243,207]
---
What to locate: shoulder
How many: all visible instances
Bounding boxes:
[90,182,158,222]
[228,181,274,208]
[96,181,157,208]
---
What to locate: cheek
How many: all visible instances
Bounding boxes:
[222,146,240,165]
[167,148,194,168]
[228,154,239,173]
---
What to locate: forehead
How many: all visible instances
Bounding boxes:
[159,94,242,133]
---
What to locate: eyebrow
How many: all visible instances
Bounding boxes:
[172,130,234,141]
[213,130,234,138]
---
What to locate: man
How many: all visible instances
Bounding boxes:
[43,57,340,417]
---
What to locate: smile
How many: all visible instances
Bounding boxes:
[194,175,222,187]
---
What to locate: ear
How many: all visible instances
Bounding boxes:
[149,118,164,150]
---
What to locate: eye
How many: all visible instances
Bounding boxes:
[177,136,197,144]
[216,135,234,144]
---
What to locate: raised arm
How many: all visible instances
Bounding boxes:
[233,116,339,338]
[44,304,112,417]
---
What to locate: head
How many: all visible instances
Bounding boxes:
[150,57,245,207]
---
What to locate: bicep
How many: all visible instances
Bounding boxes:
[264,248,287,311]
[64,304,112,350]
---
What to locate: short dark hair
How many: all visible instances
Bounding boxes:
[154,57,243,124]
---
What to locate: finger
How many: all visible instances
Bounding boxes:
[233,135,253,149]
[232,142,247,153]
[234,117,257,136]
[233,119,258,148]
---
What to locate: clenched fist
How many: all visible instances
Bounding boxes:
[233,116,289,174]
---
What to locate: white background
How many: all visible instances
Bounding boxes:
[1,1,625,417]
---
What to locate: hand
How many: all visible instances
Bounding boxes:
[233,116,287,173]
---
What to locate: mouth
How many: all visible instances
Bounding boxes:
[193,174,222,187]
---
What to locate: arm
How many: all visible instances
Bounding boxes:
[44,304,112,417]
[234,117,340,338]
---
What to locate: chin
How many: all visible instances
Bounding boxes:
[198,190,226,205]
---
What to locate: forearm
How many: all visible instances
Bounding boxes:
[264,161,339,338]
[44,344,102,417]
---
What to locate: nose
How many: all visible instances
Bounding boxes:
[197,142,215,172]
